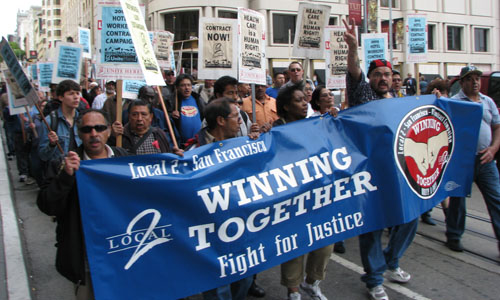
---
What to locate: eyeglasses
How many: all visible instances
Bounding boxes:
[79,125,108,133]
[290,68,302,72]
[226,114,242,122]
[371,72,392,79]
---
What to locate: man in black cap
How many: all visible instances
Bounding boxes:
[344,18,416,300]
[445,66,500,254]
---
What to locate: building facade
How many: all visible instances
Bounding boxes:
[147,0,500,80]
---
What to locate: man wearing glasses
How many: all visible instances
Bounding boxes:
[281,61,307,91]
[37,109,129,300]
[344,19,417,300]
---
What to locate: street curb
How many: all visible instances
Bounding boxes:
[0,133,32,300]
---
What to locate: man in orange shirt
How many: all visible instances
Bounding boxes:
[241,84,279,133]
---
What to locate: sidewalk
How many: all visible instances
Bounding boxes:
[0,131,32,300]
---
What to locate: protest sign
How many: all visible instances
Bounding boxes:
[2,69,28,109]
[198,18,238,80]
[325,26,347,89]
[292,3,330,59]
[78,27,92,59]
[238,8,266,85]
[6,83,26,115]
[96,1,143,80]
[0,38,37,105]
[361,33,388,74]
[406,14,428,63]
[122,79,146,99]
[31,64,38,81]
[52,42,83,84]
[77,95,481,299]
[152,30,175,70]
[37,62,54,92]
[119,0,164,86]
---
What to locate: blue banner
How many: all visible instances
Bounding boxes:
[77,96,481,300]
[56,44,82,80]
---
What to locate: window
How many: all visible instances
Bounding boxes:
[54,9,61,16]
[272,14,296,44]
[54,19,61,26]
[218,10,237,19]
[329,17,338,25]
[54,30,61,37]
[54,0,60,4]
[447,26,462,51]
[381,0,398,8]
[428,24,436,50]
[164,11,199,41]
[474,28,488,52]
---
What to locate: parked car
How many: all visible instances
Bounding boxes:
[449,71,500,107]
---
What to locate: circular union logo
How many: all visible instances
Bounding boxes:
[394,105,454,199]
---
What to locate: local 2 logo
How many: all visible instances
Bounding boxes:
[395,105,455,199]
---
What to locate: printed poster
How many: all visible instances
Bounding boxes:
[406,14,428,63]
[37,62,54,92]
[2,69,28,109]
[325,26,347,89]
[0,38,37,105]
[122,79,146,99]
[52,42,83,84]
[238,8,266,85]
[96,1,143,80]
[292,3,330,59]
[6,83,26,115]
[198,18,238,80]
[152,31,175,70]
[348,0,362,26]
[361,33,388,75]
[78,27,92,59]
[120,0,165,86]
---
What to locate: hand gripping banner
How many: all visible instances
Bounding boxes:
[77,95,481,299]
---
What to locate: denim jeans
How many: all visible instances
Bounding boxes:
[359,218,418,288]
[446,158,500,242]
[202,276,253,300]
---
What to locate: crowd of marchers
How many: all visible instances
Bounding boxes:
[1,19,499,300]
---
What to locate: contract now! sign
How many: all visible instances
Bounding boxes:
[77,95,481,299]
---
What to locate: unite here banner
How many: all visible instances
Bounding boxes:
[77,95,482,299]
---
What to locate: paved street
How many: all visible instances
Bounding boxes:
[1,134,499,300]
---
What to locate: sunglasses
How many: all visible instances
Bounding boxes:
[79,125,108,133]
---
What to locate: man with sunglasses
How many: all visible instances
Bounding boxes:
[281,61,308,91]
[37,109,128,300]
[344,19,416,300]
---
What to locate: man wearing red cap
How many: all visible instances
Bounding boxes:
[343,19,417,300]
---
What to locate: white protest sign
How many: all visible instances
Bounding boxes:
[238,8,266,85]
[2,69,29,109]
[120,0,165,86]
[152,31,175,70]
[325,26,347,89]
[293,3,330,59]
[406,14,428,63]
[52,42,83,84]
[198,18,238,80]
[78,27,92,59]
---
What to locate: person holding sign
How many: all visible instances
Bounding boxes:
[37,109,129,300]
[344,19,416,300]
[38,80,83,163]
[242,84,278,133]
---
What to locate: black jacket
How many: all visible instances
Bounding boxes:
[37,146,129,284]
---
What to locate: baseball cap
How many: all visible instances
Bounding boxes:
[89,82,99,88]
[459,65,482,79]
[367,59,392,77]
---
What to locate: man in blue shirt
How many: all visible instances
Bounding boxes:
[171,74,205,143]
[446,66,500,255]
[266,72,285,99]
